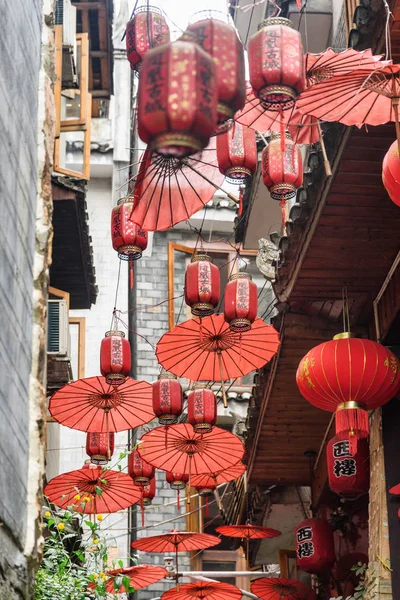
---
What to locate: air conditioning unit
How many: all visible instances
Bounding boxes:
[47,299,70,356]
[61,0,78,88]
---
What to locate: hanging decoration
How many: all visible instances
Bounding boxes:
[86,432,115,465]
[187,385,217,433]
[141,476,156,506]
[153,372,183,425]
[137,33,217,158]
[326,432,370,498]
[190,462,246,511]
[128,449,155,485]
[382,139,400,206]
[162,581,243,600]
[100,330,131,386]
[297,333,400,453]
[251,577,316,600]
[90,565,168,595]
[166,471,189,509]
[184,254,220,318]
[216,122,257,183]
[224,272,258,333]
[191,476,216,497]
[261,132,303,201]
[126,6,170,72]
[111,197,148,260]
[295,518,335,574]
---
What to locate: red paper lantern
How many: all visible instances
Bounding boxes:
[111,198,148,260]
[166,472,189,490]
[126,6,170,72]
[152,372,183,425]
[86,432,115,465]
[262,132,303,201]
[187,386,217,433]
[185,254,220,318]
[100,330,131,385]
[128,450,155,485]
[382,140,400,206]
[297,333,400,453]
[326,433,370,498]
[295,518,335,574]
[187,14,245,127]
[138,34,217,158]
[142,477,156,505]
[192,476,216,496]
[216,123,257,183]
[224,273,258,333]
[248,17,305,111]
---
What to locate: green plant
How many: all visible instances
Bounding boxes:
[329,562,367,600]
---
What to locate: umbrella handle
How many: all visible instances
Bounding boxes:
[217,351,228,408]
[105,410,111,461]
[317,121,332,178]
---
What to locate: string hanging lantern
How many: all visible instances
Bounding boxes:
[166,472,189,510]
[128,450,155,486]
[382,139,400,206]
[152,372,183,425]
[224,273,258,333]
[86,432,115,465]
[216,122,257,184]
[126,6,170,72]
[185,253,220,318]
[100,330,131,386]
[111,198,148,261]
[261,132,303,201]
[141,477,156,506]
[295,518,335,574]
[187,385,217,433]
[326,432,370,498]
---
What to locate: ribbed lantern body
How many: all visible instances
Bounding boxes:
[187,387,217,433]
[100,330,131,385]
[126,7,170,72]
[142,477,156,505]
[262,133,303,200]
[185,254,220,317]
[295,518,335,574]
[152,374,183,424]
[224,273,258,332]
[248,17,305,111]
[382,140,400,206]
[138,37,217,158]
[128,450,155,485]
[327,433,370,498]
[111,198,148,260]
[166,472,189,490]
[217,123,257,183]
[86,432,115,465]
[186,18,245,126]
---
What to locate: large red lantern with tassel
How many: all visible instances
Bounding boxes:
[187,14,245,128]
[166,471,189,510]
[128,450,155,485]
[248,17,305,111]
[326,433,370,498]
[262,132,303,201]
[100,330,131,385]
[86,432,115,465]
[297,333,400,454]
[188,386,217,433]
[185,254,220,318]
[126,6,170,72]
[141,476,156,505]
[295,518,335,574]
[382,140,400,206]
[224,273,258,333]
[138,34,217,158]
[111,198,148,260]
[217,123,257,183]
[152,372,183,425]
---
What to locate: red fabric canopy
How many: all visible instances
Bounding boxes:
[216,524,281,540]
[161,581,242,600]
[131,530,220,553]
[251,578,316,600]
[89,565,168,594]
[191,462,246,489]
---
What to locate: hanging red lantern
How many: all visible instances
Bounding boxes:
[297,333,400,453]
[166,471,189,510]
[86,432,115,465]
[216,123,257,183]
[100,330,131,386]
[326,432,370,498]
[295,518,335,574]
[141,476,156,505]
[126,6,170,72]
[128,450,155,485]
[186,14,245,128]
[262,132,303,201]
[224,273,258,333]
[382,140,400,206]
[192,476,216,497]
[152,372,183,425]
[248,17,305,111]
[111,198,148,261]
[138,34,217,158]
[185,254,220,318]
[187,386,217,433]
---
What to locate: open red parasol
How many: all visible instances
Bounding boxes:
[251,578,316,600]
[216,524,281,540]
[93,565,168,594]
[156,314,279,406]
[44,464,142,514]
[49,376,154,433]
[162,581,242,600]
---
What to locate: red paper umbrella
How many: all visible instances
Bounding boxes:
[216,524,281,540]
[44,464,142,514]
[305,48,385,85]
[90,565,168,594]
[156,314,280,407]
[191,462,246,489]
[251,578,316,600]
[162,581,242,600]
[48,376,154,433]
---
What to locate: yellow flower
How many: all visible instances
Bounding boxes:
[44,511,51,518]
[92,574,98,579]
[100,572,107,581]
[74,494,81,501]
[97,514,103,522]
[83,496,91,503]
[93,538,99,545]
[57,523,65,531]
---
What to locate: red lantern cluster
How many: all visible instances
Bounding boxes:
[100,330,131,385]
[138,34,217,158]
[327,432,370,498]
[187,15,245,128]
[382,140,400,206]
[86,432,115,465]
[248,17,305,111]
[216,123,257,183]
[224,273,258,332]
[111,198,148,261]
[185,254,220,318]
[152,372,183,425]
[262,132,303,201]
[128,450,155,485]
[295,518,335,574]
[187,386,217,433]
[126,6,170,72]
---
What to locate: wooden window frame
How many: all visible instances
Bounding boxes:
[69,316,86,379]
[279,549,299,579]
[49,285,70,310]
